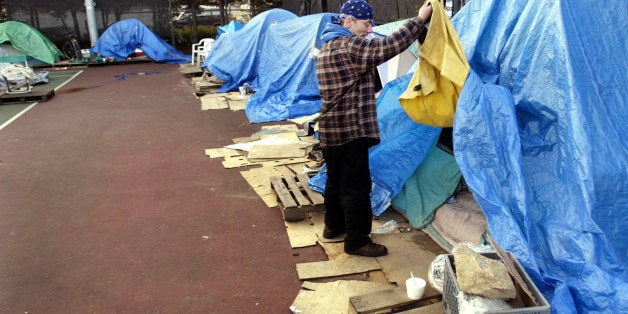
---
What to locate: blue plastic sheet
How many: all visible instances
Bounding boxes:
[452,0,627,312]
[245,13,334,123]
[217,20,244,38]
[91,19,190,64]
[203,9,298,93]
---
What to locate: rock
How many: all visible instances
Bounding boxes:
[453,245,516,299]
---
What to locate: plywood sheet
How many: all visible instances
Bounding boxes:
[291,280,393,314]
[248,143,304,159]
[222,155,255,168]
[371,232,446,298]
[296,257,381,280]
[201,95,228,110]
[204,147,241,158]
[285,215,318,248]
[227,99,246,111]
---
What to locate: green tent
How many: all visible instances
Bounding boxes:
[0,21,64,64]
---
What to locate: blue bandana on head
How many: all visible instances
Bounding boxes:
[339,0,373,21]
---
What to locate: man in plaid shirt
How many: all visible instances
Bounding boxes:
[316,0,433,257]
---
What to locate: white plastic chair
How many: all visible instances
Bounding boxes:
[191,38,215,67]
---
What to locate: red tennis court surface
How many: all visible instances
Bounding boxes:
[0,63,326,312]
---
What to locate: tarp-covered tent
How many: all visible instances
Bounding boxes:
[205,12,417,123]
[0,21,64,65]
[91,19,190,64]
[451,0,627,312]
[311,0,627,312]
[203,9,298,93]
[244,13,334,123]
[216,20,244,38]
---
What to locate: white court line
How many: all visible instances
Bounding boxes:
[0,70,84,131]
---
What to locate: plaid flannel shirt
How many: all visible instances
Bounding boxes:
[316,18,426,147]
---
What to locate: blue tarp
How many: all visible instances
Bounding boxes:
[203,9,298,93]
[244,13,334,123]
[451,0,627,312]
[217,20,244,38]
[311,0,627,312]
[91,19,190,64]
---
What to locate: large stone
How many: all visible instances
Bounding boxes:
[453,245,517,299]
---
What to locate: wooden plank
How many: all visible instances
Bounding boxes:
[296,257,381,280]
[349,286,441,314]
[204,147,241,158]
[285,215,318,248]
[394,301,445,314]
[221,155,255,168]
[247,143,304,159]
[292,280,395,314]
[283,176,311,206]
[296,174,324,204]
[259,157,309,167]
[270,177,297,208]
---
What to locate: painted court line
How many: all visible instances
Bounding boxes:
[0,70,83,131]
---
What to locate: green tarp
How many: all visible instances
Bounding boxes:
[0,21,64,64]
[391,145,462,228]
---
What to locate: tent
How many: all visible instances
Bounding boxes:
[91,19,190,64]
[216,20,244,38]
[311,0,627,312]
[204,10,413,123]
[244,13,334,123]
[451,0,627,312]
[203,9,298,93]
[0,21,64,65]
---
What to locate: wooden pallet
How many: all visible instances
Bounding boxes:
[349,287,443,313]
[0,89,55,104]
[270,174,325,221]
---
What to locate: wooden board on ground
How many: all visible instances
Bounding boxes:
[259,157,309,168]
[239,165,296,207]
[372,232,446,286]
[345,232,446,313]
[270,174,324,221]
[397,301,445,314]
[179,64,203,77]
[248,143,304,159]
[200,94,228,110]
[205,147,241,158]
[222,155,255,168]
[296,257,381,280]
[285,215,318,248]
[194,80,222,94]
[227,99,246,111]
[349,287,443,314]
[291,280,394,314]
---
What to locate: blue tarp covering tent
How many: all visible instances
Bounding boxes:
[451,0,627,312]
[204,11,414,123]
[244,13,334,123]
[217,20,244,38]
[203,9,298,93]
[91,19,190,64]
[311,0,627,312]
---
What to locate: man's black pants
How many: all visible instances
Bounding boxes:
[322,138,373,251]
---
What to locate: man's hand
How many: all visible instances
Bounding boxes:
[418,1,433,22]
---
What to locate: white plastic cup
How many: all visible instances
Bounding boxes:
[406,277,426,300]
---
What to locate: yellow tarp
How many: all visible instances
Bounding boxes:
[398,0,469,127]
